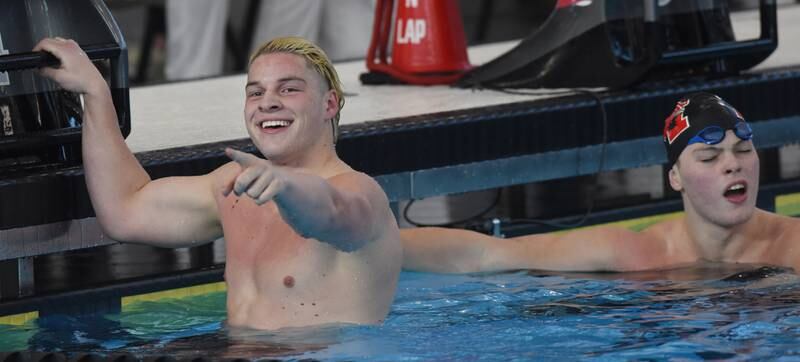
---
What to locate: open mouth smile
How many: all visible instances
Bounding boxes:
[259,119,293,133]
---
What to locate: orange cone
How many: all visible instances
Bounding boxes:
[363,0,471,85]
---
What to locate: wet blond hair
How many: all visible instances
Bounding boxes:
[249,37,345,142]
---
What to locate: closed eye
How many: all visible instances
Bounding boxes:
[694,149,720,163]
[692,146,722,163]
[734,139,753,154]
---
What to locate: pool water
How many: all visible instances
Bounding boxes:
[2,265,800,361]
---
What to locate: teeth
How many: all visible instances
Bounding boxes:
[261,120,291,128]
[728,184,745,191]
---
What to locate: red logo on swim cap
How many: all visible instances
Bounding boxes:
[664,99,691,145]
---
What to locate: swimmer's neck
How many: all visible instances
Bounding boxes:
[682,210,765,262]
[263,145,342,174]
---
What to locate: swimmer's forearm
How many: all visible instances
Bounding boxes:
[503,227,643,272]
[401,227,491,273]
[400,226,618,273]
[274,172,377,251]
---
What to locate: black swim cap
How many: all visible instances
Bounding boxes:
[662,92,746,167]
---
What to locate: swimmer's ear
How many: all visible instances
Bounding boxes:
[668,164,683,192]
[323,89,338,122]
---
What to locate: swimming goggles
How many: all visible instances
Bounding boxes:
[686,122,753,146]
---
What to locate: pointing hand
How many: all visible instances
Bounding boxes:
[223,148,287,205]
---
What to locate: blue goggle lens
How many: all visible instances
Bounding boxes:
[687,122,753,146]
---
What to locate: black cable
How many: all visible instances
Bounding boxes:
[403,188,502,227]
[499,88,609,229]
[475,86,578,97]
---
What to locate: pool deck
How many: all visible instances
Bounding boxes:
[2,4,800,299]
[123,4,800,155]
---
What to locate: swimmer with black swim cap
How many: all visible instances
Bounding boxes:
[401,93,800,277]
[663,92,753,168]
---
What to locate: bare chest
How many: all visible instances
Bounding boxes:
[218,196,334,280]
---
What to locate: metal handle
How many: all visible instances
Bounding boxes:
[0,51,60,72]
[658,0,777,65]
[0,42,121,72]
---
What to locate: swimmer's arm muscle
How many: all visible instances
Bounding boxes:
[80,96,222,247]
[78,79,222,247]
[104,172,223,247]
[33,38,222,247]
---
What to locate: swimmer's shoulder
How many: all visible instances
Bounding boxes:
[322,160,378,187]
[759,210,800,246]
[640,216,683,241]
[328,169,386,197]
[215,161,241,174]
[208,161,241,185]
[757,208,799,227]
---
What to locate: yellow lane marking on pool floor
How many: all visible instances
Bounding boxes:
[552,211,684,233]
[559,191,800,234]
[121,282,226,307]
[776,193,800,217]
[603,211,684,231]
[0,311,38,326]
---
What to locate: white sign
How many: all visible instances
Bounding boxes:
[0,32,9,87]
[1,104,12,136]
[396,19,426,45]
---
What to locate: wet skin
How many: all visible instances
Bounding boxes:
[33,37,402,330]
[401,131,800,274]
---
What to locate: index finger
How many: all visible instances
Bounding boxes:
[225,148,262,167]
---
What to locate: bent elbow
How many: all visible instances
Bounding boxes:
[94,208,145,243]
[96,219,132,243]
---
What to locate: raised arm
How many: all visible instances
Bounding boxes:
[401,224,667,273]
[34,38,222,247]
[225,148,391,251]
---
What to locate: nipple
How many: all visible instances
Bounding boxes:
[283,275,295,288]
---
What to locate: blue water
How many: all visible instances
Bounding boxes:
[3,265,800,361]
